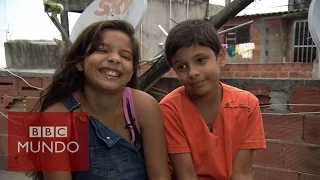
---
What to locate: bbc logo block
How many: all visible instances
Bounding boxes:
[8,111,89,171]
[29,126,68,138]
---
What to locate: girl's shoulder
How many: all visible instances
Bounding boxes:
[128,88,162,126]
[130,88,159,105]
[43,102,68,112]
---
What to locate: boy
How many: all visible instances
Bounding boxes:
[159,19,266,180]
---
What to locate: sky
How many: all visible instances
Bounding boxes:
[0,0,288,68]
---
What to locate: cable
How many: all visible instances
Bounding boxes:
[0,111,26,126]
[245,2,311,9]
[261,112,320,115]
[150,87,169,95]
[0,68,44,90]
[1,108,319,122]
[139,50,165,65]
[148,90,166,97]
[141,27,317,67]
[260,104,320,108]
[260,104,320,115]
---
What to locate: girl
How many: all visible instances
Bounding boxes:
[30,20,171,180]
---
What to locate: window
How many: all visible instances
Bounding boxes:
[224,25,250,46]
[293,20,317,63]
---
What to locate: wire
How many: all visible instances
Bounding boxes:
[0,68,44,90]
[0,111,26,126]
[0,69,318,121]
[150,87,169,95]
[148,90,166,97]
[260,104,320,108]
[221,29,315,43]
[261,112,320,115]
[140,27,317,67]
[139,50,165,66]
[260,104,320,115]
[245,2,311,9]
[1,107,319,122]
[170,18,178,25]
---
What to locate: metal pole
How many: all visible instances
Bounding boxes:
[170,0,172,29]
[187,0,189,20]
[140,24,143,58]
[318,49,320,78]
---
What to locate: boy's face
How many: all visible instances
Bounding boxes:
[171,44,225,97]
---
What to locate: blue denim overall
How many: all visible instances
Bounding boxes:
[62,87,147,180]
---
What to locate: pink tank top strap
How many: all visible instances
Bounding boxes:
[122,87,140,144]
[125,87,140,131]
[71,89,140,145]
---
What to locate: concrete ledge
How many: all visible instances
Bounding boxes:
[157,77,320,90]
[0,170,31,180]
[4,40,66,69]
[0,68,55,78]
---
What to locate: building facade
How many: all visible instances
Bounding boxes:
[217,2,319,79]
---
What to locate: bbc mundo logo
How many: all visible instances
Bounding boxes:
[18,126,79,153]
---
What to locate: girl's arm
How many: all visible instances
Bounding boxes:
[133,90,171,180]
[43,171,72,180]
[42,102,73,180]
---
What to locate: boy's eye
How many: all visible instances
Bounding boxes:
[197,58,206,63]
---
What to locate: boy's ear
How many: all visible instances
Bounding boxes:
[76,62,84,71]
[218,48,226,68]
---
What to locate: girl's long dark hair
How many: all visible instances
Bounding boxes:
[28,20,141,180]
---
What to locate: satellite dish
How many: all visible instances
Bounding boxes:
[70,0,147,42]
[308,0,320,49]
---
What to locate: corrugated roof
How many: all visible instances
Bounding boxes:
[234,8,308,18]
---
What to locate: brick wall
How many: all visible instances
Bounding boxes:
[0,74,52,170]
[221,62,314,78]
[0,71,320,179]
[140,62,315,78]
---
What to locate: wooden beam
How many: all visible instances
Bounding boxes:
[209,0,254,29]
[60,11,70,40]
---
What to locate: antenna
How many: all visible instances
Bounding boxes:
[308,0,320,49]
[70,0,148,43]
[43,0,72,45]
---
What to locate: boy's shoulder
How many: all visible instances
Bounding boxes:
[159,83,259,107]
[221,82,259,105]
[159,86,189,106]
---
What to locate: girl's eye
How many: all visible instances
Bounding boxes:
[176,64,187,71]
[121,55,131,60]
[96,49,107,53]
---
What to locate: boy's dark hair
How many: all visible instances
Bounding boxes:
[164,19,222,65]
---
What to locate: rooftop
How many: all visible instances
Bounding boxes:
[235,8,308,18]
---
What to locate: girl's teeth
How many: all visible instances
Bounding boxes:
[107,71,115,76]
[102,70,119,77]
